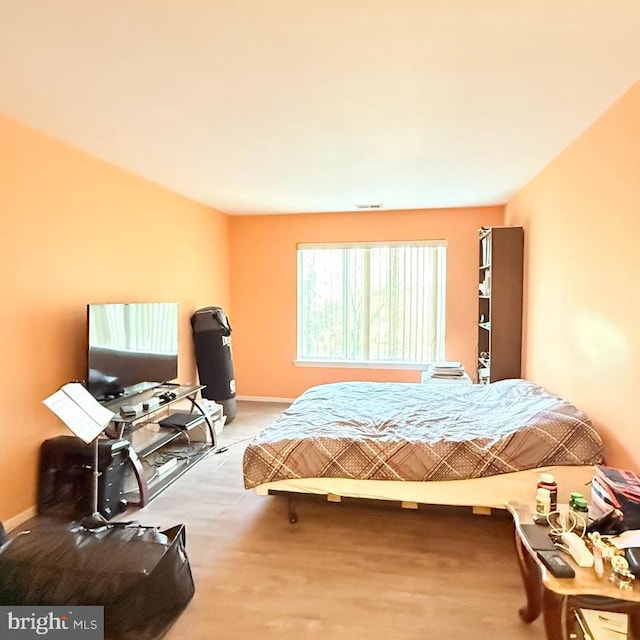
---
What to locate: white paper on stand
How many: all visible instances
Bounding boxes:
[43,382,115,443]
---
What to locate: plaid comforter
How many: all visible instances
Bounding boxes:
[242,379,604,489]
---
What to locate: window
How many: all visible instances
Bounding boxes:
[297,241,446,366]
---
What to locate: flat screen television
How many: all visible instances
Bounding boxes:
[87,302,179,401]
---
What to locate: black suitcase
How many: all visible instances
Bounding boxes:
[38,436,130,520]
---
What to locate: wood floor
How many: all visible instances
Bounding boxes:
[129,400,546,640]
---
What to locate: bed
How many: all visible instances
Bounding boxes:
[242,379,604,517]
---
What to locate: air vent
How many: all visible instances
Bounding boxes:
[355,203,383,209]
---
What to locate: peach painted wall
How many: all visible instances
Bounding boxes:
[0,116,229,523]
[229,207,504,399]
[506,80,640,471]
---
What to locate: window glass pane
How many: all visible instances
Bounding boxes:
[297,242,446,364]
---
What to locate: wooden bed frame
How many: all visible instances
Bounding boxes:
[253,464,596,523]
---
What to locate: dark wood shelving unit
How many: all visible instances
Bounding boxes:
[476,226,524,384]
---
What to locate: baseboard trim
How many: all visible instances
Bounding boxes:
[4,505,37,532]
[236,395,294,404]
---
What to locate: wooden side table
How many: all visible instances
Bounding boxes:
[506,500,640,640]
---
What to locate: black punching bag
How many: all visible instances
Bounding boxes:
[191,307,236,423]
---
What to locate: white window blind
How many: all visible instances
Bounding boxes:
[297,241,446,365]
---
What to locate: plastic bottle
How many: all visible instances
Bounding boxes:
[537,473,558,511]
[536,488,551,516]
[571,497,589,536]
[569,491,584,510]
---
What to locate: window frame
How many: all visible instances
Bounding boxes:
[295,240,447,369]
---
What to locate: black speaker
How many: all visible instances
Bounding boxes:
[191,306,236,422]
[38,436,130,520]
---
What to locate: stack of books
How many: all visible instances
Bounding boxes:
[424,361,466,379]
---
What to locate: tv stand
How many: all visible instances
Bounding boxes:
[102,383,221,506]
[103,390,126,401]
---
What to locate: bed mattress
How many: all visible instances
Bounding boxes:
[242,379,604,490]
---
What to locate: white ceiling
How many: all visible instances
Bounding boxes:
[1,2,639,215]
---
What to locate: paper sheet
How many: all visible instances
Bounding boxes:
[43,382,115,443]
[579,609,627,639]
[610,530,640,549]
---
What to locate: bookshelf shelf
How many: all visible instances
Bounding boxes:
[476,226,524,384]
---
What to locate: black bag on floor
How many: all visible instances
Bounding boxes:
[37,436,130,520]
[0,522,194,640]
